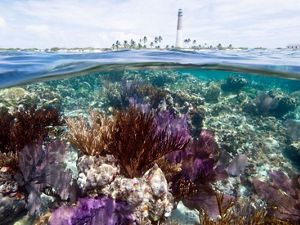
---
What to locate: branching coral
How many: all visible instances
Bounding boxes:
[198,192,295,225]
[66,110,114,156]
[108,106,190,178]
[0,152,18,172]
[49,197,136,225]
[0,106,61,153]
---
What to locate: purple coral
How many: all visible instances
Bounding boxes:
[166,130,227,202]
[168,130,221,182]
[252,170,300,222]
[49,197,136,225]
[16,141,74,215]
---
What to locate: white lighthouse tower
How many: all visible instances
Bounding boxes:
[175,9,183,48]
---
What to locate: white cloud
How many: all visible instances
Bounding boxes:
[0,15,6,28]
[0,0,299,48]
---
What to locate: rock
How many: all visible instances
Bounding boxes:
[77,155,118,191]
[204,84,220,102]
[254,91,297,117]
[0,194,26,224]
[283,142,300,171]
[145,164,168,198]
[168,201,199,225]
[221,76,248,92]
[0,87,36,108]
[100,164,174,223]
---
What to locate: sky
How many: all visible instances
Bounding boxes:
[0,0,299,48]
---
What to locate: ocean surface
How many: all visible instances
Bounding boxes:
[1,49,300,225]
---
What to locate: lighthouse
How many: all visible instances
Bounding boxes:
[175,9,183,48]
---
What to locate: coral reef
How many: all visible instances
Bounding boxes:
[251,170,300,223]
[0,87,36,108]
[49,197,136,225]
[101,164,174,223]
[0,105,61,153]
[244,91,297,118]
[0,193,27,224]
[221,76,248,92]
[204,83,221,102]
[66,110,114,156]
[198,192,294,225]
[2,67,300,224]
[15,141,74,215]
[76,154,174,223]
[77,154,118,192]
[108,106,189,178]
[0,152,18,172]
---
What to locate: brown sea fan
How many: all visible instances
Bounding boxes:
[0,152,18,172]
[66,110,114,156]
[0,106,61,153]
[108,106,189,178]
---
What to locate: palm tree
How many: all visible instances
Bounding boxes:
[143,36,147,48]
[165,45,169,49]
[116,40,120,50]
[112,43,116,50]
[187,38,191,47]
[217,43,222,50]
[123,40,128,49]
[150,42,154,48]
[228,44,233,49]
[130,39,136,49]
[154,37,158,44]
[158,36,163,42]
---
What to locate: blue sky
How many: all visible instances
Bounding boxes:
[0,0,299,48]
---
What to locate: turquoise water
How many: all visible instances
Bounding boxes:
[1,49,300,224]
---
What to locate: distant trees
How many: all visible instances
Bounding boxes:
[110,36,233,50]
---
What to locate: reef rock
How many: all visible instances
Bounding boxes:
[77,155,119,191]
[0,171,18,194]
[254,91,297,117]
[101,164,174,223]
[0,194,26,224]
[0,87,36,109]
[221,76,248,92]
[204,84,220,102]
[283,142,300,171]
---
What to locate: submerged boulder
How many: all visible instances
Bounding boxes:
[254,91,297,117]
[204,84,221,102]
[221,76,248,92]
[0,194,27,224]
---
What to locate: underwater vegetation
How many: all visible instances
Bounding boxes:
[199,192,295,225]
[108,105,189,178]
[252,170,300,222]
[66,110,114,156]
[1,68,300,225]
[0,105,61,153]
